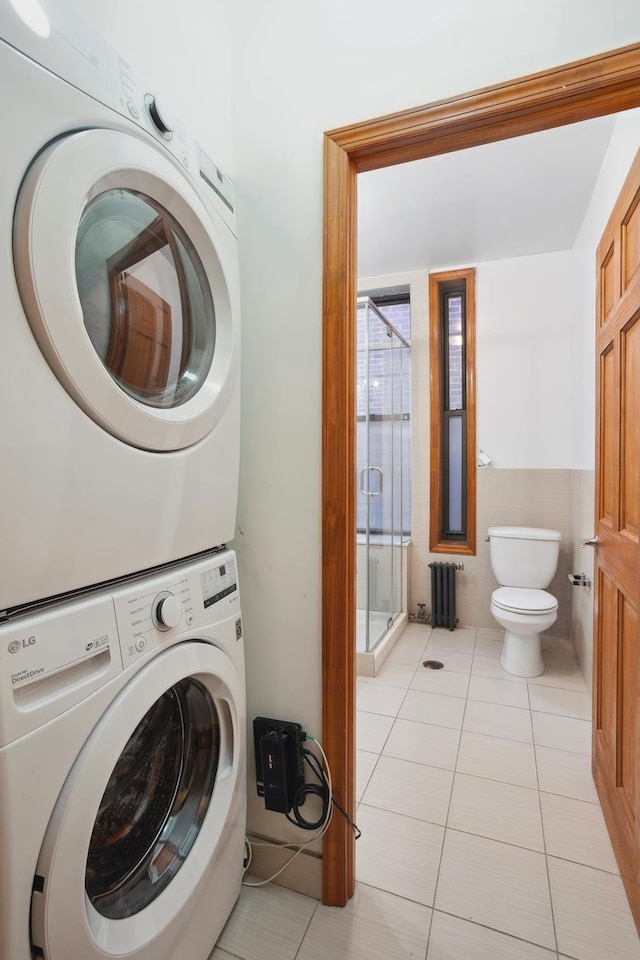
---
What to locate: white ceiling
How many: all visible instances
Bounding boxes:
[357,115,617,279]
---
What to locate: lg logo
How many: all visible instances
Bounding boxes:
[7,636,36,654]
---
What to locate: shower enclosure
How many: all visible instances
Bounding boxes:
[356,297,411,655]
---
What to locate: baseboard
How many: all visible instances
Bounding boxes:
[246,833,322,900]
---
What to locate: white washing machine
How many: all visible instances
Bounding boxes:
[0,0,240,612]
[0,549,246,960]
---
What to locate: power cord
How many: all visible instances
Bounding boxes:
[288,734,360,839]
[285,736,329,830]
[241,732,360,888]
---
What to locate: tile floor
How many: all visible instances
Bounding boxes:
[211,624,640,960]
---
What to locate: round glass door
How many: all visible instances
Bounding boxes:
[85,678,218,920]
[14,129,239,451]
[30,642,244,959]
[76,189,215,410]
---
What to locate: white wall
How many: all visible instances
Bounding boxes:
[362,252,581,475]
[231,0,640,864]
[477,251,576,468]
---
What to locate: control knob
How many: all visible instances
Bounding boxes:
[152,592,180,631]
[147,95,175,137]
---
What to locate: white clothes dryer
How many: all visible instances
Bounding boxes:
[0,0,240,611]
[0,549,246,960]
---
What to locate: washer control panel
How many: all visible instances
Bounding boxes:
[201,559,237,609]
[0,549,240,745]
[113,550,240,666]
[115,574,192,664]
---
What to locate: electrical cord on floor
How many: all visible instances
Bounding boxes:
[241,732,359,888]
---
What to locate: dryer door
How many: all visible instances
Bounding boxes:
[14,129,239,452]
[31,641,245,960]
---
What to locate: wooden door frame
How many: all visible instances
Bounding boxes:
[322,42,640,906]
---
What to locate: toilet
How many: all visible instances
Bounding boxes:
[488,526,561,677]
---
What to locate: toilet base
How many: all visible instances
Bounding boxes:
[500,629,544,678]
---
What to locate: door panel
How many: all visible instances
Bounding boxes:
[596,569,618,752]
[115,274,172,399]
[593,147,640,933]
[598,344,617,528]
[619,595,638,815]
[621,315,640,538]
[622,189,640,289]
[600,244,617,323]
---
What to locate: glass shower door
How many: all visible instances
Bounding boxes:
[356,298,410,654]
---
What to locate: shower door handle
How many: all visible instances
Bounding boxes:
[360,465,384,497]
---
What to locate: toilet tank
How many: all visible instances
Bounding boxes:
[488,526,561,588]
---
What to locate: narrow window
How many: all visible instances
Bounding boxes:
[429,268,476,555]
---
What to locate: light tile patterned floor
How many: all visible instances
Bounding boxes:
[212,624,640,960]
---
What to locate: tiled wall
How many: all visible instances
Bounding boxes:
[409,468,573,636]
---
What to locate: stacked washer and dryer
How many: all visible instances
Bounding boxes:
[0,2,246,959]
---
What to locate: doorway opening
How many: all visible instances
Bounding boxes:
[321,43,640,908]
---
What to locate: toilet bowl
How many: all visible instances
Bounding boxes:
[490,586,558,677]
[488,526,561,678]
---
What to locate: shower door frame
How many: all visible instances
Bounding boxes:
[357,297,410,654]
[322,43,640,907]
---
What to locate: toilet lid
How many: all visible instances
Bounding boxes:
[492,587,558,615]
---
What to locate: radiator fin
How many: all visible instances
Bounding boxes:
[428,562,457,630]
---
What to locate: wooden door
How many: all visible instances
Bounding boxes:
[109,272,172,398]
[593,147,640,932]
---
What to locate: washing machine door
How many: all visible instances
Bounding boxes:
[14,128,239,452]
[31,642,245,960]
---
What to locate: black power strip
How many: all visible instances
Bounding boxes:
[253,717,306,814]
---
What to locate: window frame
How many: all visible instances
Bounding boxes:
[429,267,476,555]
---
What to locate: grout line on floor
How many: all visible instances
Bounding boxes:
[292,898,320,960]
[453,768,540,793]
[537,786,599,805]
[524,706,592,722]
[442,824,546,857]
[356,751,381,804]
[423,628,475,959]
[357,799,447,831]
[532,711,560,956]
[360,669,420,790]
[372,752,458,775]
[354,877,434,910]
[544,852,622,877]
[430,906,567,957]
[422,901,434,960]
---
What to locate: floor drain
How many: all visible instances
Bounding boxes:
[422,660,444,670]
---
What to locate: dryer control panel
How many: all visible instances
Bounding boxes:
[0,0,235,229]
